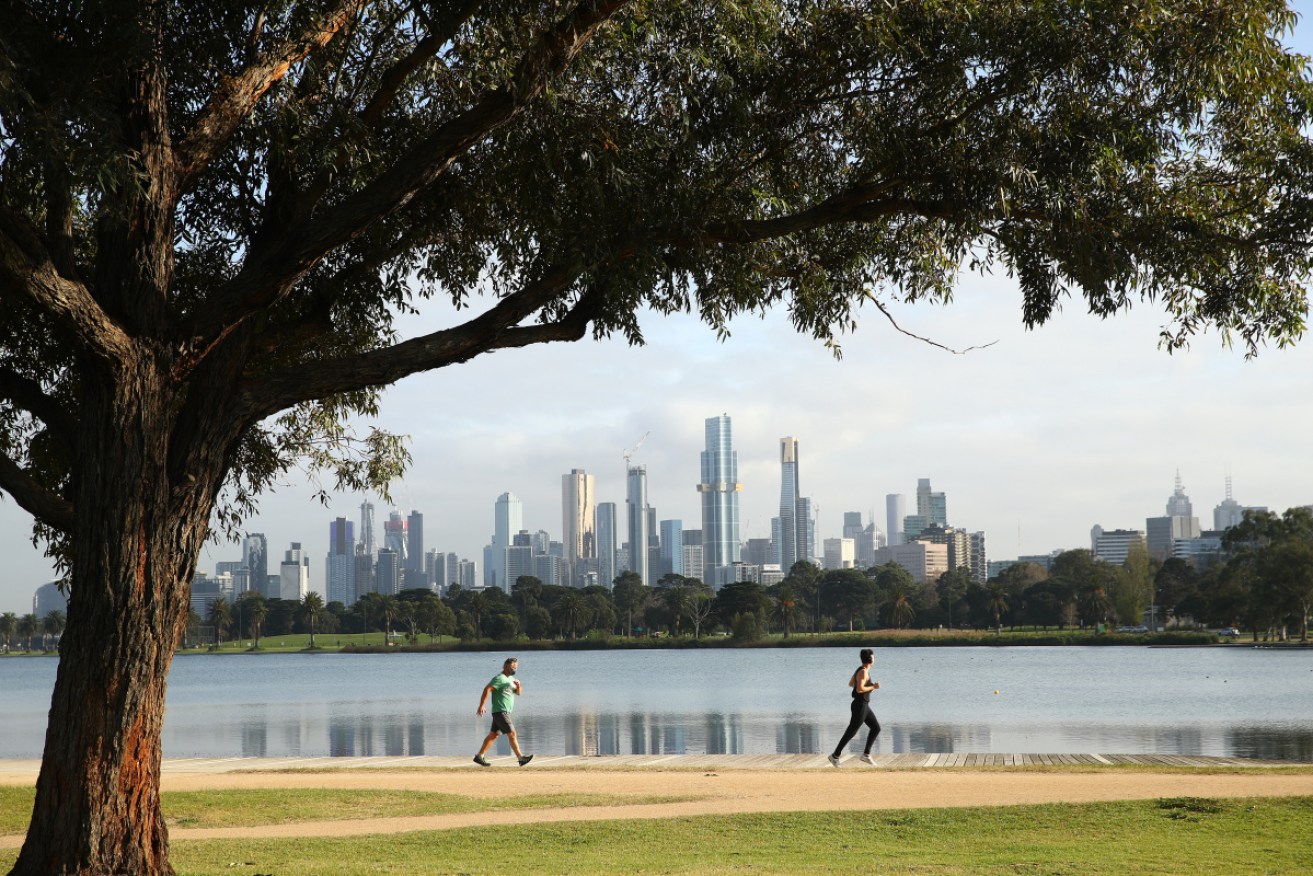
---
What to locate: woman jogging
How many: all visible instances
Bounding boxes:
[829,648,880,767]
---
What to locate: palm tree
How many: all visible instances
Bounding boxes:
[208,598,231,646]
[41,610,66,650]
[17,613,39,651]
[299,592,326,649]
[772,585,798,639]
[1,612,17,652]
[246,597,268,649]
[889,587,916,630]
[986,584,1009,633]
[556,590,584,639]
[380,594,400,643]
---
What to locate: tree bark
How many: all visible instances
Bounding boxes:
[12,360,210,876]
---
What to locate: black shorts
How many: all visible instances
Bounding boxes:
[490,712,514,734]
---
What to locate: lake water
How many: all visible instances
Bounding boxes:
[2,646,1312,760]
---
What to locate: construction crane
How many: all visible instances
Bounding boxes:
[622,431,649,469]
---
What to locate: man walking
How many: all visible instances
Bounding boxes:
[474,656,533,767]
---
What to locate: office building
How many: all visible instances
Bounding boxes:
[33,581,68,618]
[822,538,856,570]
[243,533,269,598]
[562,469,596,586]
[597,501,618,588]
[1146,472,1202,560]
[969,531,988,584]
[699,414,742,586]
[279,542,310,601]
[660,519,685,578]
[326,517,356,605]
[778,437,801,571]
[743,537,772,569]
[626,466,650,584]
[917,524,971,573]
[488,491,523,591]
[1090,526,1146,565]
[871,540,949,584]
[375,547,400,596]
[885,494,906,546]
[1213,476,1266,531]
[796,497,816,565]
[405,510,424,575]
[916,478,948,527]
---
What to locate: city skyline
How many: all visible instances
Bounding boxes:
[6,8,1313,610]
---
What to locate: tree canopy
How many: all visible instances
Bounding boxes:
[3,2,1313,873]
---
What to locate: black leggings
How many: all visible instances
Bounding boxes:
[833,698,881,756]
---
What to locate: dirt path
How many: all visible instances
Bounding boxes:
[6,767,1310,847]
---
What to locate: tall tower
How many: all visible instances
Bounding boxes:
[778,437,800,572]
[626,465,650,585]
[243,533,269,597]
[698,414,742,587]
[405,510,424,574]
[492,492,523,590]
[562,469,596,585]
[916,478,947,526]
[358,500,376,558]
[1166,470,1193,517]
[885,494,905,546]
[326,517,356,606]
[596,502,618,588]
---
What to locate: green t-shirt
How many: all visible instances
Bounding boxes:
[489,673,516,713]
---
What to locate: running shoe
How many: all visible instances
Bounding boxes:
[473,755,491,767]
[828,754,841,768]
[859,754,874,765]
[518,754,534,767]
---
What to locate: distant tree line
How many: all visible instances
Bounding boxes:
[165,506,1313,648]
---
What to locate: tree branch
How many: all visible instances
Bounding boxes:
[238,259,605,420]
[0,368,76,448]
[173,0,367,195]
[0,453,75,533]
[186,0,631,362]
[0,207,134,367]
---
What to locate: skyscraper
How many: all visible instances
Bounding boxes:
[596,501,618,588]
[626,465,650,585]
[405,510,424,574]
[885,494,905,546]
[358,500,376,558]
[660,519,684,578]
[778,437,800,572]
[326,517,356,606]
[698,414,741,586]
[383,511,407,564]
[491,492,523,590]
[279,542,309,601]
[243,533,269,598]
[562,469,596,586]
[916,478,947,527]
[1146,472,1202,560]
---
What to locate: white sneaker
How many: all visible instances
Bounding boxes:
[859,754,875,765]
[828,754,841,768]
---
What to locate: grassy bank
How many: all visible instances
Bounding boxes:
[3,792,1308,875]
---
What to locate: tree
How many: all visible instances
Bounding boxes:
[681,580,715,640]
[713,580,770,631]
[823,569,877,631]
[207,598,232,647]
[769,583,799,639]
[0,612,16,651]
[4,4,1312,872]
[612,571,650,637]
[555,590,586,640]
[242,593,268,649]
[16,614,38,651]
[935,567,973,628]
[298,592,326,649]
[986,583,1009,633]
[1114,542,1155,627]
[41,610,66,650]
[888,586,916,630]
[784,561,823,634]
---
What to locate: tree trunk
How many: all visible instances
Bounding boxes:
[13,366,213,876]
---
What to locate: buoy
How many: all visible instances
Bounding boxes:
[994,690,1000,695]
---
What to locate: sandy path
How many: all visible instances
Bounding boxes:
[6,767,1312,847]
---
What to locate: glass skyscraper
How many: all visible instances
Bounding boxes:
[778,437,800,572]
[596,502,618,588]
[626,466,649,585]
[698,414,741,587]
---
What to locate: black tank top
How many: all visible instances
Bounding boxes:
[851,667,870,702]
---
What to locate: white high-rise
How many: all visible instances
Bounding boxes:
[597,502,618,587]
[279,542,310,600]
[698,414,741,586]
[491,492,524,591]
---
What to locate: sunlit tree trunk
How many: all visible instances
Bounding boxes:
[13,364,215,876]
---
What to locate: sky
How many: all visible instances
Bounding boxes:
[3,7,1313,615]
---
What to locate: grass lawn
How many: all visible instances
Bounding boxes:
[3,790,1309,875]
